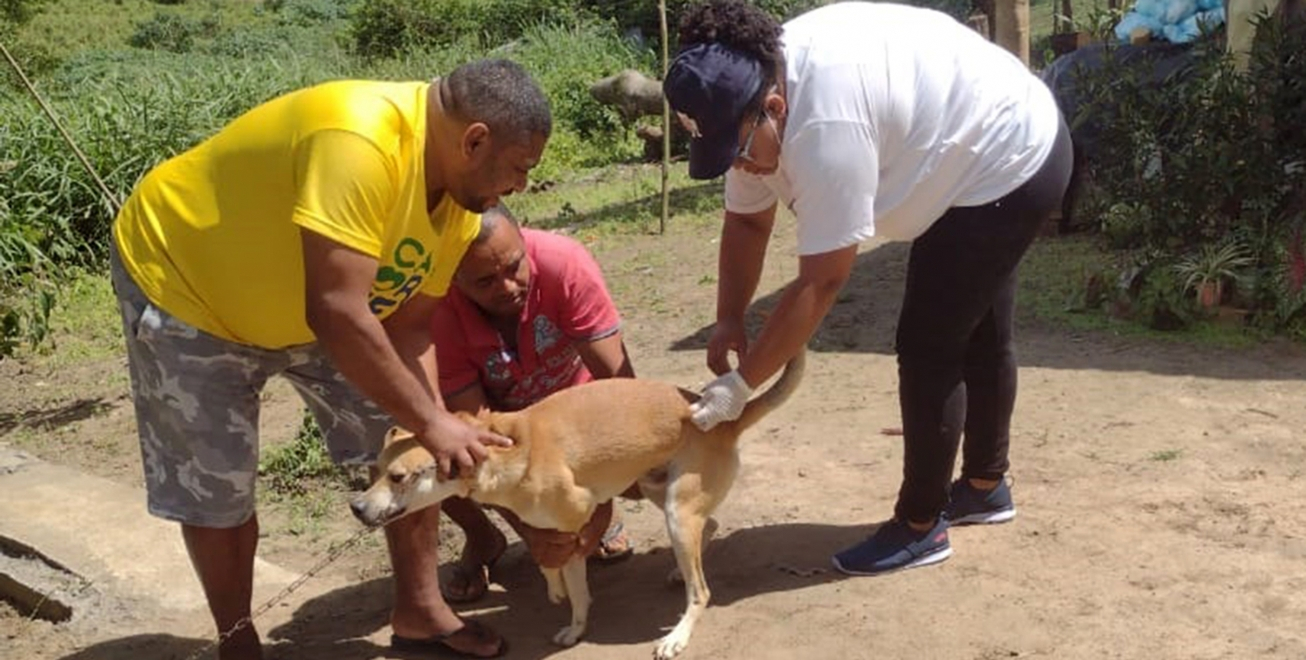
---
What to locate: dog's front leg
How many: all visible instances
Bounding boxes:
[541,565,568,604]
[549,555,591,647]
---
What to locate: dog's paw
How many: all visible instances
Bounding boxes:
[665,566,684,585]
[653,630,690,660]
[553,624,586,647]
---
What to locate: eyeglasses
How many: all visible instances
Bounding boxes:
[736,85,779,165]
[736,111,770,165]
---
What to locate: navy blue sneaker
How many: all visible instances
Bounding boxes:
[831,518,952,576]
[944,478,1016,526]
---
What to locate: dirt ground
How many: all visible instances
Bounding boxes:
[3,217,1306,660]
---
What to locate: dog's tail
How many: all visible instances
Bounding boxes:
[730,348,806,433]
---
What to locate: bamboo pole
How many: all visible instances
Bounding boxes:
[1,39,121,214]
[659,0,670,235]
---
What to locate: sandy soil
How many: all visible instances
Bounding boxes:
[3,218,1306,660]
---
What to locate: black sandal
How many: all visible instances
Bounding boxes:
[390,619,509,659]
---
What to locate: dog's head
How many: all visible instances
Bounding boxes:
[349,425,477,527]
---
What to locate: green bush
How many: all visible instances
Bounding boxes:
[2,48,340,271]
[207,25,295,58]
[350,0,441,59]
[1,0,44,24]
[0,24,61,88]
[259,411,347,496]
[128,11,218,53]
[0,228,56,358]
[1099,201,1150,250]
[1,19,357,354]
[582,0,836,45]
[520,21,653,179]
[272,0,354,28]
[1070,11,1306,332]
[349,17,651,180]
[350,0,579,59]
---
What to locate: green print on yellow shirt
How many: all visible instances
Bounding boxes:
[370,238,434,315]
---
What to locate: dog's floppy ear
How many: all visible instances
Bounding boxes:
[384,426,415,447]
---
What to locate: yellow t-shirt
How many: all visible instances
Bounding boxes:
[113,80,479,349]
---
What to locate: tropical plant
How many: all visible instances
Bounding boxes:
[1174,240,1254,307]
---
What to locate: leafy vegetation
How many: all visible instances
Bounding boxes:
[5,0,1306,358]
[1064,11,1306,336]
[259,411,351,496]
[0,0,655,355]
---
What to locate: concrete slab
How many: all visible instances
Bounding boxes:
[0,445,298,626]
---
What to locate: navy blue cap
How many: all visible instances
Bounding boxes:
[663,42,763,180]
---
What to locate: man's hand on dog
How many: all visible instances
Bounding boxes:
[519,501,615,568]
[421,411,514,477]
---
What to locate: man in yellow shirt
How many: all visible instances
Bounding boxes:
[111,59,547,659]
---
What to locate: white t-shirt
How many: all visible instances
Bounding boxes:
[724,2,1062,255]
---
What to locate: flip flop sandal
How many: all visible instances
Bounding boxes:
[390,619,509,659]
[590,521,634,563]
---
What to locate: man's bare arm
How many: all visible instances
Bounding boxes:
[575,331,635,379]
[300,229,509,474]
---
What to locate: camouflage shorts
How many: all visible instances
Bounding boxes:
[110,248,393,528]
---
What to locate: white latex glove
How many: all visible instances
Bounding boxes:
[689,370,754,431]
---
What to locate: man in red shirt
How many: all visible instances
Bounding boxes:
[431,204,636,602]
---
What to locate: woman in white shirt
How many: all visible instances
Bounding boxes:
[664,0,1072,576]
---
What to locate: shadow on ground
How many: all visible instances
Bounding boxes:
[0,397,115,435]
[51,521,869,659]
[54,634,208,660]
[255,521,867,659]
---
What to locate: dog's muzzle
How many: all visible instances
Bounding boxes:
[349,495,403,527]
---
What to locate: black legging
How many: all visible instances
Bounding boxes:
[892,114,1073,524]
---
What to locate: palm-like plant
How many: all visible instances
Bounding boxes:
[1174,240,1254,308]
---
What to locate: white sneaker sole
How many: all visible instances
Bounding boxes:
[830,545,954,577]
[948,507,1017,526]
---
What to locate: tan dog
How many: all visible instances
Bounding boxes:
[350,351,804,659]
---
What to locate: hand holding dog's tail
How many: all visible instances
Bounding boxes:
[689,370,754,431]
[690,349,805,432]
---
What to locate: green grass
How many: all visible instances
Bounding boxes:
[259,412,349,495]
[1149,448,1183,461]
[1019,234,1264,349]
[1,0,651,254]
[5,0,282,79]
[4,268,121,365]
[256,411,360,536]
[46,271,120,359]
[511,162,722,238]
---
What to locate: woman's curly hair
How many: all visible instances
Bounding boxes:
[677,0,785,89]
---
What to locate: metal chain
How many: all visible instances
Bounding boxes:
[180,524,379,660]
